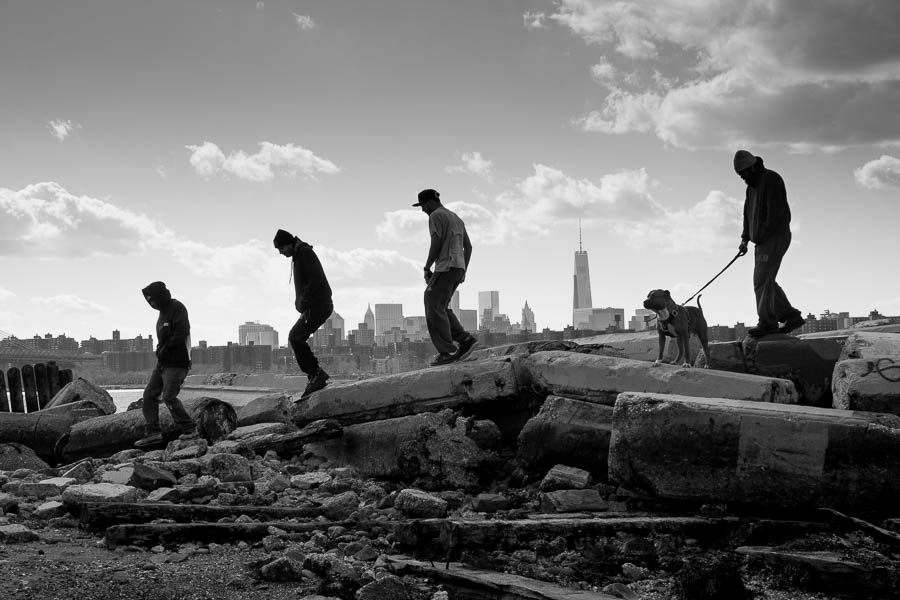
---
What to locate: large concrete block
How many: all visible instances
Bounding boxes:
[608,392,900,517]
[839,331,900,361]
[832,358,900,415]
[520,351,797,405]
[517,395,613,480]
[706,334,845,407]
[572,331,703,363]
[292,358,521,427]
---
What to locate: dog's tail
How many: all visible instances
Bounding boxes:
[696,294,703,314]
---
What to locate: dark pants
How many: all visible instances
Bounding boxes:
[289,299,333,376]
[753,231,801,328]
[424,268,470,355]
[142,364,192,433]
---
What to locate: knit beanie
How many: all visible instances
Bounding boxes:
[733,150,757,172]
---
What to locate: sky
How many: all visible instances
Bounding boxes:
[1,0,899,347]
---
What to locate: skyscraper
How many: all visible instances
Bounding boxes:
[374,303,404,335]
[363,304,375,330]
[573,221,593,326]
[522,301,536,333]
[478,291,499,329]
[238,321,279,348]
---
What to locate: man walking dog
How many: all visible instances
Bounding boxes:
[734,150,805,337]
[413,188,479,366]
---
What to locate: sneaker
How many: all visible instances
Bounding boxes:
[175,422,198,438]
[748,324,779,338]
[779,315,806,334]
[134,431,163,448]
[302,368,330,398]
[430,353,457,367]
[454,336,480,361]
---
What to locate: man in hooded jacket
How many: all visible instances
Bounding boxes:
[135,281,196,448]
[274,228,333,397]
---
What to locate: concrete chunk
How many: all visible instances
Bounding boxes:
[292,358,520,427]
[521,351,797,405]
[608,392,900,516]
[832,358,900,415]
[840,331,900,361]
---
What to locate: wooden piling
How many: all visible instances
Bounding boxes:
[34,363,51,409]
[47,361,61,398]
[59,368,73,388]
[22,364,40,413]
[7,367,24,413]
[0,370,8,412]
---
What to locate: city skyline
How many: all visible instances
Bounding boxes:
[2,2,899,346]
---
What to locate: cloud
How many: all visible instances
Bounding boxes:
[0,287,14,302]
[551,0,900,151]
[33,294,109,314]
[155,163,167,179]
[292,13,315,30]
[46,119,81,142]
[446,151,493,179]
[186,141,340,182]
[523,11,546,29]
[854,155,900,190]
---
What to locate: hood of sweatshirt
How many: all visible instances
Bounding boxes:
[142,281,172,307]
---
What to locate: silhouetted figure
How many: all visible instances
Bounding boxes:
[413,189,479,366]
[734,150,805,337]
[135,281,196,448]
[274,228,332,397]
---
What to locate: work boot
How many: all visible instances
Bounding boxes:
[779,315,806,334]
[134,431,163,449]
[454,336,480,361]
[747,324,779,338]
[302,368,330,398]
[429,352,457,367]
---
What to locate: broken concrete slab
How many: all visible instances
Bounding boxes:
[706,334,845,407]
[521,352,797,405]
[573,330,703,363]
[292,358,521,427]
[539,489,607,513]
[235,393,293,426]
[832,358,900,415]
[608,392,900,517]
[45,377,116,414]
[178,385,291,408]
[61,482,142,505]
[839,331,900,361]
[517,395,613,480]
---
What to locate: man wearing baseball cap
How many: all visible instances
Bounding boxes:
[734,150,804,337]
[413,189,479,366]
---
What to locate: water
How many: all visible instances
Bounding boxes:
[106,388,144,413]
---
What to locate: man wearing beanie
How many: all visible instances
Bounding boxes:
[274,228,333,397]
[413,188,479,366]
[733,150,805,337]
[135,281,197,448]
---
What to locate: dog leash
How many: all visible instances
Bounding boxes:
[682,251,744,305]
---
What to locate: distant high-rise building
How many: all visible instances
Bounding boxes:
[522,301,536,333]
[450,290,460,315]
[629,309,656,331]
[330,311,345,342]
[573,222,593,326]
[363,304,375,331]
[403,316,429,341]
[374,303,404,336]
[459,309,478,334]
[239,321,279,348]
[573,307,624,332]
[351,322,375,346]
[478,291,499,329]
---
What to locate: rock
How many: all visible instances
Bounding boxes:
[472,493,508,513]
[675,553,751,600]
[259,556,305,582]
[321,491,360,521]
[621,562,649,580]
[840,331,900,360]
[0,523,39,543]
[0,492,18,513]
[34,500,68,519]
[235,393,294,426]
[291,472,332,490]
[128,463,177,491]
[539,464,593,492]
[101,465,135,485]
[609,392,900,516]
[196,452,252,482]
[18,480,65,499]
[832,358,900,415]
[60,460,93,481]
[539,489,607,513]
[356,574,410,600]
[601,582,638,600]
[521,351,798,404]
[61,483,142,505]
[228,422,296,441]
[394,489,447,518]
[0,443,50,471]
[46,377,116,414]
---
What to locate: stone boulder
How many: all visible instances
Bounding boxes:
[832,358,900,415]
[46,377,116,414]
[394,488,447,518]
[61,482,142,505]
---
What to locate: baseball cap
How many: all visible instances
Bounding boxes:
[412,188,440,207]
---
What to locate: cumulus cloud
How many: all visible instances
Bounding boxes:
[0,287,14,302]
[551,0,900,150]
[186,141,340,182]
[33,294,109,314]
[446,151,493,179]
[46,119,81,142]
[523,11,546,29]
[854,155,900,190]
[292,13,315,30]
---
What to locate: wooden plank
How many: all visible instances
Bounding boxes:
[7,367,24,413]
[0,369,9,412]
[34,363,51,409]
[21,364,39,413]
[46,361,61,398]
[77,502,326,530]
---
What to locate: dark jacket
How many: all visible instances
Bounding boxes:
[291,240,332,313]
[142,282,192,369]
[741,168,791,244]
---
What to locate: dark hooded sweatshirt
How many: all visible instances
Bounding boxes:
[291,240,332,313]
[741,167,791,245]
[142,281,192,369]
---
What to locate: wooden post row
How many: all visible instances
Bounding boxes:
[0,369,8,412]
[6,367,24,413]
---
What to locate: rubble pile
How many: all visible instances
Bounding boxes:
[1,325,900,599]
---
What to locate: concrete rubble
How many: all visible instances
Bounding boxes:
[1,331,899,599]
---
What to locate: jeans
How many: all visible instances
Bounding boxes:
[424,268,470,354]
[289,299,333,376]
[753,231,801,328]
[142,364,192,433]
